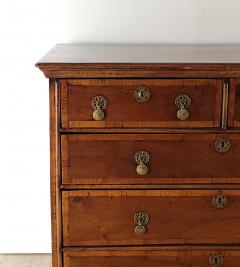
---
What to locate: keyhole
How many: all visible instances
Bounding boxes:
[221,141,225,148]
[218,197,221,205]
[209,254,223,267]
[215,138,230,153]
[139,91,144,98]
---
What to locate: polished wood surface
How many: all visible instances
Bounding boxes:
[61,184,240,190]
[61,79,222,128]
[62,190,240,246]
[64,248,240,267]
[61,133,240,185]
[49,80,62,267]
[36,44,240,64]
[36,44,240,78]
[60,128,240,133]
[229,79,240,127]
[36,44,240,267]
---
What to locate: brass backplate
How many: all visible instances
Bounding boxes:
[91,96,107,110]
[212,195,228,209]
[92,96,107,121]
[134,212,150,226]
[134,87,151,102]
[175,94,191,109]
[134,151,150,165]
[175,94,191,121]
[209,254,224,267]
[134,212,150,235]
[215,138,231,153]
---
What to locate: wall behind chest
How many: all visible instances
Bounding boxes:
[0,0,240,254]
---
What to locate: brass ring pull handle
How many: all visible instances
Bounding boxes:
[91,96,107,121]
[134,212,150,235]
[134,87,151,102]
[175,94,191,120]
[209,254,224,267]
[215,138,231,153]
[134,151,150,176]
[212,194,228,209]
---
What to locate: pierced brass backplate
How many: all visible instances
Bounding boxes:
[215,138,231,153]
[212,195,228,209]
[134,151,150,165]
[91,96,107,121]
[134,151,150,176]
[134,87,151,102]
[209,254,224,267]
[134,212,150,235]
[175,94,191,120]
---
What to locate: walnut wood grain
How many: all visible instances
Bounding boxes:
[61,184,240,190]
[37,44,240,267]
[49,80,62,267]
[36,44,240,78]
[60,128,240,134]
[61,79,222,129]
[62,246,240,252]
[64,248,240,267]
[62,189,240,247]
[222,79,229,129]
[229,79,240,127]
[61,133,240,185]
[36,44,240,64]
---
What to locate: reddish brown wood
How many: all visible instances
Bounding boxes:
[36,44,240,64]
[39,68,240,79]
[36,44,240,267]
[49,79,62,267]
[62,245,240,252]
[60,128,240,134]
[36,44,240,78]
[61,184,240,190]
[61,80,68,128]
[61,79,222,129]
[61,133,240,185]
[233,80,240,125]
[64,248,240,267]
[229,79,240,127]
[221,79,229,129]
[62,190,240,247]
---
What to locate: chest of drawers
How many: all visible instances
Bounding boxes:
[37,44,240,267]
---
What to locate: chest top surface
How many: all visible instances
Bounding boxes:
[37,44,240,64]
[36,44,240,78]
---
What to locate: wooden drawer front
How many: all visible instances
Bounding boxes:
[62,134,240,185]
[62,190,240,246]
[61,79,222,128]
[64,248,240,267]
[229,79,240,127]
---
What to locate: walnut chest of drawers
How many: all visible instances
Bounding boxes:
[36,44,240,267]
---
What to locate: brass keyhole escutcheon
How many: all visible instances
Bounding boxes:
[215,138,231,153]
[134,212,150,235]
[134,151,150,176]
[134,87,151,102]
[209,254,224,267]
[212,194,228,209]
[91,96,107,121]
[175,94,191,120]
